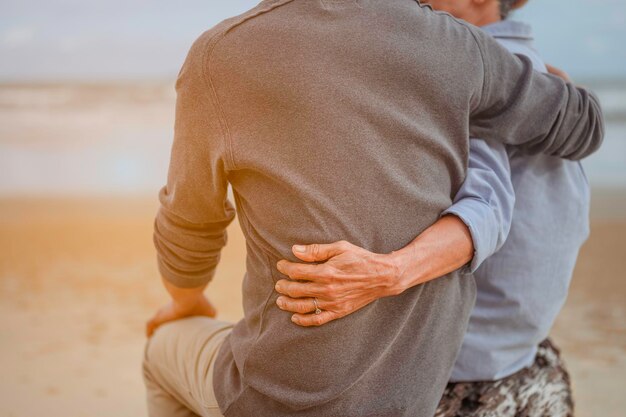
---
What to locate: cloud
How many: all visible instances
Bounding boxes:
[1,25,36,49]
[57,36,90,53]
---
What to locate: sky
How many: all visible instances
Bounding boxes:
[1,0,625,81]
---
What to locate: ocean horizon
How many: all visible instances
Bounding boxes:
[0,80,624,198]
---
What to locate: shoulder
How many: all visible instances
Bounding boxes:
[417,1,490,44]
[183,0,293,73]
[413,1,493,74]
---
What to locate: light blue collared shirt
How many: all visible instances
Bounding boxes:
[444,20,591,381]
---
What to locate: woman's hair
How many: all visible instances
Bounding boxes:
[499,0,524,19]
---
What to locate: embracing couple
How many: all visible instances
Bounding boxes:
[141,1,604,416]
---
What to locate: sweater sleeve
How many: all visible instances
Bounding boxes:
[153,33,236,288]
[467,24,605,161]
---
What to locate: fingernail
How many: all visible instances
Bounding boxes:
[275,282,281,291]
[293,245,306,253]
[276,297,284,308]
[291,316,299,324]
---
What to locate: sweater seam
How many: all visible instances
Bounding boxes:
[221,191,280,413]
[223,269,275,414]
[201,35,235,171]
[464,26,489,113]
[200,0,297,172]
[223,385,252,416]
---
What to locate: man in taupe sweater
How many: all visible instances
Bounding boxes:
[141,1,604,416]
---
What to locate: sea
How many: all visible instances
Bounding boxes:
[0,81,624,197]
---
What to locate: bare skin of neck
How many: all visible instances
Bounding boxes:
[423,0,503,27]
[467,0,502,27]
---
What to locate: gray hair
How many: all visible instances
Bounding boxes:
[499,0,518,19]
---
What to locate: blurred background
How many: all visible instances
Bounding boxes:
[0,0,624,416]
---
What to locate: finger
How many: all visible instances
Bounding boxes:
[291,310,339,327]
[276,260,329,281]
[275,278,363,300]
[202,302,217,318]
[146,316,159,338]
[276,295,332,314]
[546,64,570,82]
[146,308,170,338]
[275,279,326,298]
[291,240,351,262]
[202,307,217,318]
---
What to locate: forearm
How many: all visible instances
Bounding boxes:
[274,215,475,326]
[153,203,231,289]
[442,138,514,272]
[469,26,605,160]
[161,275,207,305]
[389,214,473,293]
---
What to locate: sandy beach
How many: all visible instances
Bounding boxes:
[1,82,625,416]
[0,195,624,417]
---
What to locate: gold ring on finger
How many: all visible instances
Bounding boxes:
[312,298,322,315]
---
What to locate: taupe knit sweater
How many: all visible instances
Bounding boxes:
[152,1,604,416]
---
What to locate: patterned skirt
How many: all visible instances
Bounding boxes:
[435,339,574,417]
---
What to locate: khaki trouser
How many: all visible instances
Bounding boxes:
[141,316,234,417]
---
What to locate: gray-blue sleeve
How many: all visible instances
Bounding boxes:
[442,138,515,273]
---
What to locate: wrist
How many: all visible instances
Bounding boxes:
[171,292,206,313]
[386,248,422,296]
[162,276,208,312]
[390,233,435,292]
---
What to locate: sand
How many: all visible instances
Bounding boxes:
[0,195,624,417]
[1,82,624,415]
